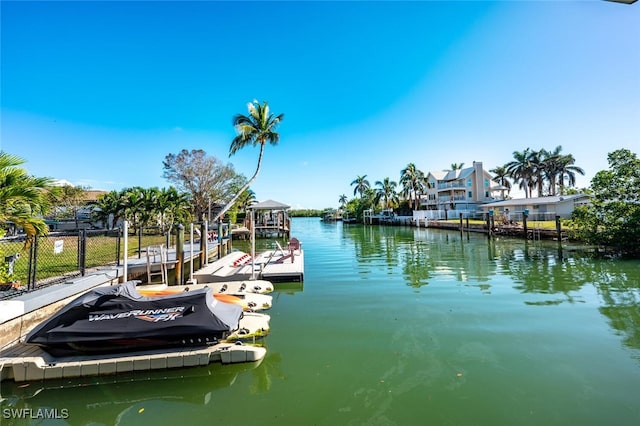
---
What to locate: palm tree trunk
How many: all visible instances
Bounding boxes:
[216,144,265,220]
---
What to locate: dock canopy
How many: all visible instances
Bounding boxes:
[248,199,290,210]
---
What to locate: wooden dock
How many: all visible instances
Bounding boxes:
[0,342,266,383]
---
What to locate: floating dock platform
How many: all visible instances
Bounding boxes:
[194,249,304,284]
[0,341,266,383]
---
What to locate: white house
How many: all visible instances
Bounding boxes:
[480,194,591,220]
[420,161,507,212]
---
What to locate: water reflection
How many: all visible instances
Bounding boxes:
[0,360,264,426]
[340,224,640,354]
[248,351,284,394]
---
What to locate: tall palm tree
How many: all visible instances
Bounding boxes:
[506,149,535,198]
[400,163,425,210]
[338,194,348,208]
[557,153,584,195]
[0,151,52,241]
[374,177,399,209]
[351,175,370,198]
[218,100,284,220]
[529,148,549,197]
[451,162,465,171]
[541,146,563,196]
[489,165,512,195]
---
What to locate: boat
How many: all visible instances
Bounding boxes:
[23,280,267,356]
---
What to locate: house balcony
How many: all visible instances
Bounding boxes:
[438,195,468,202]
[437,182,466,190]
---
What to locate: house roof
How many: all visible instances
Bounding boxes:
[482,194,590,208]
[248,199,290,210]
[429,163,485,182]
[428,170,449,180]
[456,167,475,180]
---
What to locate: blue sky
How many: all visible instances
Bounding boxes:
[1,1,639,210]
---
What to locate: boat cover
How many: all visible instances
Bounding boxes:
[24,280,243,354]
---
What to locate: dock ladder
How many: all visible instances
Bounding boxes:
[146,244,169,284]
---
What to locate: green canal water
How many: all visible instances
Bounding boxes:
[2,217,640,425]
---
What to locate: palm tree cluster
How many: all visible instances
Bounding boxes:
[342,145,585,218]
[399,163,425,210]
[347,164,429,214]
[346,174,404,216]
[502,146,584,198]
[92,187,191,234]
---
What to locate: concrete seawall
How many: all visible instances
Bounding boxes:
[1,271,121,350]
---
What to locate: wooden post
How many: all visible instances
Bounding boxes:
[176,224,184,285]
[459,213,463,234]
[226,221,232,253]
[486,213,492,238]
[523,211,529,239]
[556,215,563,244]
[556,215,564,259]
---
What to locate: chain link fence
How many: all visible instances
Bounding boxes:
[0,226,182,301]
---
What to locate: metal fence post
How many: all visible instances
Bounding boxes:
[27,236,39,290]
[116,228,121,266]
[176,224,184,285]
[79,229,87,276]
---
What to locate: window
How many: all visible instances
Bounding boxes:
[485,191,489,197]
[467,179,472,187]
[484,178,489,187]
[468,191,472,198]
